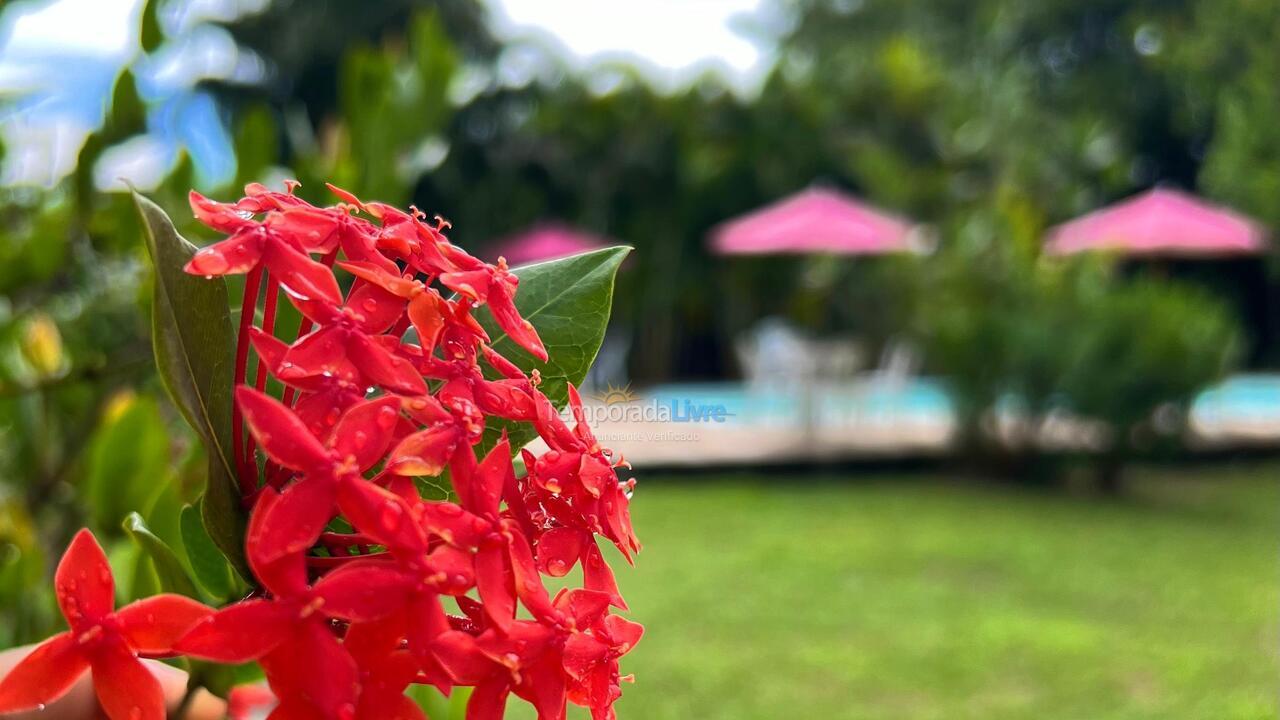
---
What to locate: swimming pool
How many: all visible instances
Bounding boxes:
[643,375,1280,428]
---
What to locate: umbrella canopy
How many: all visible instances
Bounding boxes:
[1044,188,1268,258]
[710,187,924,256]
[489,223,606,266]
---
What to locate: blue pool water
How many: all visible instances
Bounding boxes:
[643,375,1280,426]
[1192,375,1280,422]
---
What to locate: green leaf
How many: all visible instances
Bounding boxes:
[477,246,630,451]
[139,0,163,53]
[134,192,247,577]
[122,513,200,600]
[181,502,235,601]
[83,394,168,532]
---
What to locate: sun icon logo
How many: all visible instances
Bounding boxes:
[595,382,638,405]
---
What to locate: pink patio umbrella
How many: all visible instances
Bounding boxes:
[1044,187,1268,258]
[710,187,926,255]
[489,223,607,266]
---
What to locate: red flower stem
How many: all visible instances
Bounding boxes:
[283,249,338,408]
[233,265,264,497]
[246,272,280,485]
[255,273,280,392]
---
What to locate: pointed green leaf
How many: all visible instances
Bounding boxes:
[134,192,247,577]
[122,513,200,599]
[478,246,630,451]
[83,394,168,532]
[181,502,235,601]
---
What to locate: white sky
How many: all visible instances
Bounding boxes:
[484,0,770,90]
[0,0,770,184]
[2,0,139,57]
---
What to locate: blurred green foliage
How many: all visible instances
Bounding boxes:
[0,0,1275,645]
[916,235,1239,484]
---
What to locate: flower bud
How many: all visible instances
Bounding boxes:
[20,313,64,379]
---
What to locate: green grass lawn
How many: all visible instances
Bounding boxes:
[573,463,1278,719]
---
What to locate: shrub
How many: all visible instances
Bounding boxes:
[916,239,1239,487]
[0,183,639,720]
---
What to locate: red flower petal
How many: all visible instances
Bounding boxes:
[554,589,612,631]
[475,622,555,668]
[185,231,263,276]
[474,379,536,421]
[602,615,644,655]
[189,190,256,233]
[343,614,406,665]
[0,632,88,712]
[265,207,340,254]
[116,595,213,654]
[254,477,337,563]
[467,674,512,720]
[469,437,511,519]
[346,333,427,396]
[245,489,310,597]
[423,545,475,595]
[582,542,627,611]
[418,502,488,549]
[430,631,494,685]
[537,527,585,577]
[504,525,556,623]
[406,592,450,663]
[348,282,406,335]
[329,396,401,473]
[579,454,615,500]
[480,343,526,380]
[516,654,567,720]
[90,642,165,720]
[263,241,343,306]
[337,261,419,298]
[294,388,361,438]
[601,482,641,559]
[336,480,426,553]
[407,292,446,353]
[236,387,331,472]
[475,541,516,631]
[401,394,452,425]
[486,276,548,362]
[325,183,366,209]
[55,529,115,627]
[312,562,410,622]
[387,425,459,477]
[261,622,358,719]
[279,325,348,381]
[247,327,290,378]
[175,599,294,662]
[562,632,609,682]
[437,269,491,302]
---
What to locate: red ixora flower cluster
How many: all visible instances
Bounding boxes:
[0,182,640,720]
